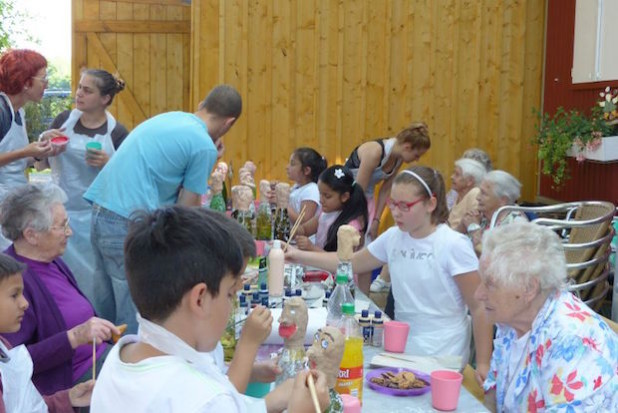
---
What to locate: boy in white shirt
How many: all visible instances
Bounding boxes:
[91,206,329,413]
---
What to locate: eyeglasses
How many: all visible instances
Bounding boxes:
[32,74,49,83]
[387,197,425,212]
[50,217,70,233]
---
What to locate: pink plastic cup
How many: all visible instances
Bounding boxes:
[340,394,361,413]
[430,370,463,411]
[383,320,410,353]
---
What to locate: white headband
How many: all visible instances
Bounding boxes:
[400,170,433,197]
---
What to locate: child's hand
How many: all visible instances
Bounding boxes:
[240,305,272,347]
[288,370,330,413]
[69,379,95,407]
[250,359,282,383]
[295,235,313,251]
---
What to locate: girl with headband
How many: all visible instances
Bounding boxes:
[286,165,493,386]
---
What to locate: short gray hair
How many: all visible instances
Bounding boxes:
[0,184,67,241]
[462,148,492,171]
[483,170,521,204]
[454,158,486,186]
[480,222,567,293]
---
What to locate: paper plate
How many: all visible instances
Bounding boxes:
[366,367,431,397]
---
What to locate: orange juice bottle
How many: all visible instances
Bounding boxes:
[335,302,364,401]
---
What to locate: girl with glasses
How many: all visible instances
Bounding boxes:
[287,165,493,386]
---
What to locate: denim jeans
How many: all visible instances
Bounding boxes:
[90,204,138,334]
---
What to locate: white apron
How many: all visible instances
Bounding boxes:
[391,227,471,368]
[48,109,116,299]
[0,341,48,413]
[0,93,29,250]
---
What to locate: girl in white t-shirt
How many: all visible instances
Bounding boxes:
[287,165,493,386]
[286,147,327,230]
[295,165,368,252]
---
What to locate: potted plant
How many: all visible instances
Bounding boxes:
[535,86,618,188]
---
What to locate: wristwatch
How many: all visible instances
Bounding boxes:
[466,223,482,234]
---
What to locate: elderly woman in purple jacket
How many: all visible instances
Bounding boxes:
[0,183,119,395]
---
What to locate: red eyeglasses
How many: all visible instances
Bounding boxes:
[386,197,425,212]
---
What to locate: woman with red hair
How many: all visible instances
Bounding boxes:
[0,49,54,249]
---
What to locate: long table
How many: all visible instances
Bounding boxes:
[355,290,489,412]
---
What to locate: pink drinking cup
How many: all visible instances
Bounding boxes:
[340,394,361,413]
[430,370,463,411]
[383,320,410,353]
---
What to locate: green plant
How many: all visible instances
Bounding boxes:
[534,105,617,189]
[24,95,72,142]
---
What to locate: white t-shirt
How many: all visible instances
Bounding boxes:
[289,182,320,216]
[91,336,266,413]
[367,224,478,362]
[290,182,320,243]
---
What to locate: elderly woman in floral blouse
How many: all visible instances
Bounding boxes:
[476,222,617,412]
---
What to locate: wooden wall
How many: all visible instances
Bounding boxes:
[191,0,545,201]
[72,0,191,130]
[73,0,545,202]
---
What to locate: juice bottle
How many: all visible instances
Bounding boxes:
[335,302,364,401]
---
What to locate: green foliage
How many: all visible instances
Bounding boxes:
[0,0,32,52]
[24,95,72,142]
[534,106,616,189]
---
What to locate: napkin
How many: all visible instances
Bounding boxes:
[370,352,463,374]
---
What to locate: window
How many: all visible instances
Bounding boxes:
[572,0,618,83]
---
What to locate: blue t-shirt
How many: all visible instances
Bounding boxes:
[84,112,217,218]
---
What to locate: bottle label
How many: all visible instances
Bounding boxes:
[362,325,373,344]
[335,366,363,398]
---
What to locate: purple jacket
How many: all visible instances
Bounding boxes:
[3,245,84,395]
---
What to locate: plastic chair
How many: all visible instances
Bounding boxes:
[489,201,616,312]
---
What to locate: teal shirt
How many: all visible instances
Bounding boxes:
[84,112,217,218]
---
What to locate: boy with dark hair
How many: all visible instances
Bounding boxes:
[0,253,94,412]
[91,206,329,412]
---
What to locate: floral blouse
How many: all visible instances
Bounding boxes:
[484,291,617,412]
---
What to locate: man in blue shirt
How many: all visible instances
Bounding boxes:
[84,85,242,333]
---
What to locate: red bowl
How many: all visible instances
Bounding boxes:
[302,270,330,283]
[51,136,69,146]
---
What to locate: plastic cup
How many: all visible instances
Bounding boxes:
[340,394,361,413]
[50,135,69,148]
[383,321,410,353]
[245,381,271,398]
[430,370,463,411]
[86,141,102,152]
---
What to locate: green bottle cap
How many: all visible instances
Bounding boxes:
[336,274,348,284]
[341,302,355,315]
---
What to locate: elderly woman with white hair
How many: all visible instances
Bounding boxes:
[477,222,617,412]
[448,158,486,232]
[462,170,528,255]
[0,184,119,396]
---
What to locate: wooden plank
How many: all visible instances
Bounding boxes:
[271,0,293,182]
[72,0,87,92]
[99,1,118,118]
[133,33,151,117]
[318,0,342,164]
[75,20,190,33]
[295,0,317,151]
[113,0,189,5]
[166,5,184,111]
[86,32,147,121]
[149,5,167,116]
[246,0,272,181]
[117,2,134,128]
[520,0,545,200]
